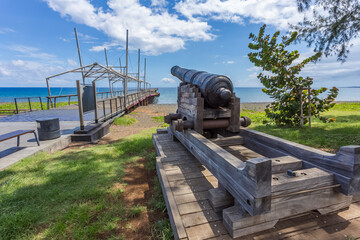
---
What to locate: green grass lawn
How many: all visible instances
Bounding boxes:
[241,102,360,152]
[0,101,77,114]
[113,115,137,126]
[151,116,169,128]
[0,128,171,240]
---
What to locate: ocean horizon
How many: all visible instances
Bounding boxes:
[0,87,359,104]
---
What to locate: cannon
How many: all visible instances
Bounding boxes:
[171,66,233,108]
[166,66,250,136]
[155,66,360,239]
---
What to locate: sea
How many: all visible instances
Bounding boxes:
[0,87,359,104]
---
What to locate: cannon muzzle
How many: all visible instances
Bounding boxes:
[171,65,233,108]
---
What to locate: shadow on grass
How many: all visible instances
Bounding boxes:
[0,132,156,239]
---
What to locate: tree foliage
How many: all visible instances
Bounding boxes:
[248,25,339,126]
[293,0,360,62]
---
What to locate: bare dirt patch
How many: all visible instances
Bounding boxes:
[98,104,176,144]
[119,158,167,240]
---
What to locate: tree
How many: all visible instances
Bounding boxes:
[248,25,339,126]
[293,0,360,62]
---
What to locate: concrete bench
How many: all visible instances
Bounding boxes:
[0,130,40,146]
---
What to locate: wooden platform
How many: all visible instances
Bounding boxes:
[153,132,360,240]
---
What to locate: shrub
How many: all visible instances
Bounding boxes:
[248,25,338,126]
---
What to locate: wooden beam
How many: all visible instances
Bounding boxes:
[241,128,360,196]
[171,128,272,216]
[210,136,244,147]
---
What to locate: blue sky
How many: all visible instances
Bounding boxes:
[0,0,359,89]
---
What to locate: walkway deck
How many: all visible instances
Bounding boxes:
[0,109,96,122]
[153,131,360,240]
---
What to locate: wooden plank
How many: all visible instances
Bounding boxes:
[0,129,35,142]
[166,169,186,182]
[181,209,222,227]
[203,107,232,119]
[223,188,352,232]
[180,98,199,105]
[271,156,303,174]
[223,145,264,161]
[172,128,272,216]
[162,161,202,172]
[271,168,334,196]
[179,102,198,112]
[224,219,278,238]
[194,97,204,134]
[174,191,209,205]
[160,155,196,164]
[186,221,229,240]
[169,177,215,196]
[181,92,199,99]
[178,200,212,215]
[241,128,360,196]
[156,156,187,239]
[227,95,240,133]
[153,134,188,240]
[210,136,244,147]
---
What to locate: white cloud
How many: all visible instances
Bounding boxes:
[161,77,176,83]
[223,60,234,64]
[11,60,25,66]
[8,45,57,60]
[0,28,15,34]
[89,42,120,52]
[0,45,85,87]
[67,58,78,66]
[44,0,214,55]
[151,0,167,7]
[174,0,308,29]
[0,59,65,85]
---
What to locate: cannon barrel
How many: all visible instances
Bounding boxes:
[171,65,233,108]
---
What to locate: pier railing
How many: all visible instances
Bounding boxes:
[93,88,158,123]
[46,94,78,109]
[13,97,44,114]
[76,79,158,130]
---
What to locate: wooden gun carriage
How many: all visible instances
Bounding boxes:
[153,66,360,239]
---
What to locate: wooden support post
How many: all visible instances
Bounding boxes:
[39,97,43,110]
[102,101,106,119]
[227,93,240,132]
[124,29,128,109]
[110,99,113,117]
[300,88,304,127]
[115,95,118,113]
[92,81,98,123]
[14,98,19,114]
[28,98,32,112]
[76,80,85,130]
[308,85,311,127]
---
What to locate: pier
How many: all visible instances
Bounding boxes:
[0,29,159,168]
